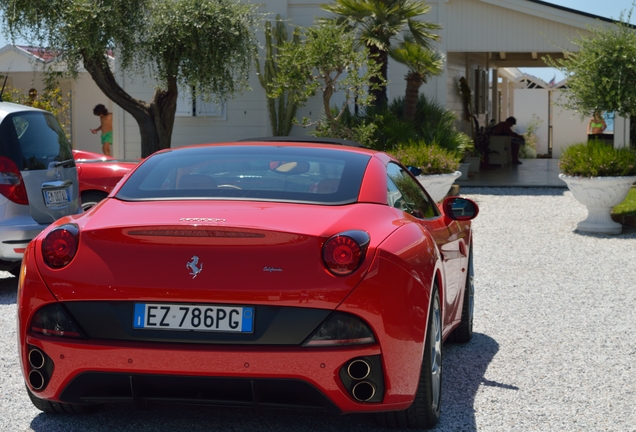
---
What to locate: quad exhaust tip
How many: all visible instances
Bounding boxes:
[28,370,45,390]
[28,349,46,370]
[351,381,376,402]
[347,359,371,380]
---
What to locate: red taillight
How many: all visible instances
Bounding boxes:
[322,230,370,276]
[42,224,79,268]
[0,156,28,205]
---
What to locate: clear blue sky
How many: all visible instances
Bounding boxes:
[1,0,634,82]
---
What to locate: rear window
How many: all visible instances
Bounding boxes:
[0,111,74,170]
[116,145,371,204]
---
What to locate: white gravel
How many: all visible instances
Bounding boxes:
[1,187,635,431]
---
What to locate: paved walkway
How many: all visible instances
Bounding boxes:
[455,158,565,188]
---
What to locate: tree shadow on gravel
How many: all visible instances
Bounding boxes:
[0,273,17,305]
[27,333,501,432]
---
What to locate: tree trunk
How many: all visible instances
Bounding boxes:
[81,52,177,158]
[403,72,423,122]
[368,45,388,109]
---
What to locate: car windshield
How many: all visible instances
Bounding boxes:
[0,111,74,170]
[115,145,371,205]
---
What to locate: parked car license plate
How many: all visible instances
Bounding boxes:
[133,303,254,333]
[44,188,70,206]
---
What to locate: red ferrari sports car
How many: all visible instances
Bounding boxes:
[18,139,478,429]
[72,150,138,210]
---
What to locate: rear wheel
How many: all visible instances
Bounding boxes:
[80,191,108,211]
[449,246,474,343]
[8,264,21,277]
[27,387,103,414]
[0,259,21,277]
[375,287,442,429]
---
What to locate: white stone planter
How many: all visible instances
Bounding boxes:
[465,157,481,173]
[458,163,470,179]
[559,174,636,234]
[417,171,462,202]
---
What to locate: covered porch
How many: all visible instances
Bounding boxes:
[428,0,629,160]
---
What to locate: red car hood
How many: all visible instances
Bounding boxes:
[37,199,401,310]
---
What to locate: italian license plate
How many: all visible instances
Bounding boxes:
[133,303,254,333]
[44,189,70,206]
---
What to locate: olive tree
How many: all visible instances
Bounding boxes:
[546,10,636,118]
[0,0,258,157]
[270,24,382,135]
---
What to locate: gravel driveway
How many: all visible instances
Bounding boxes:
[1,187,635,431]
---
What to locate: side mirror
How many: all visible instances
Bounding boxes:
[406,165,422,176]
[442,196,479,221]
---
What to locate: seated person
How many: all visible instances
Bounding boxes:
[491,116,525,165]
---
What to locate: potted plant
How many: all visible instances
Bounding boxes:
[558,140,636,234]
[393,140,462,202]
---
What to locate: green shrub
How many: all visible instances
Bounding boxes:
[334,94,473,155]
[411,95,472,154]
[392,140,461,175]
[613,187,636,217]
[311,112,378,148]
[559,140,636,177]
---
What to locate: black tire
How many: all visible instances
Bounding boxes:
[0,259,21,277]
[80,191,108,211]
[8,262,21,277]
[375,287,442,429]
[27,387,103,414]
[449,245,474,343]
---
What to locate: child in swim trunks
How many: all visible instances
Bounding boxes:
[91,104,113,156]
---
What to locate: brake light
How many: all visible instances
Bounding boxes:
[322,230,370,276]
[42,224,79,268]
[0,156,28,205]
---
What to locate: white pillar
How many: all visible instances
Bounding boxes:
[501,76,508,120]
[491,68,498,123]
[613,115,630,148]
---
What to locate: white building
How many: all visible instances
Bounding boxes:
[0,45,115,155]
[3,0,627,159]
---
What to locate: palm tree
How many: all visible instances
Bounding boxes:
[389,37,445,122]
[322,0,441,107]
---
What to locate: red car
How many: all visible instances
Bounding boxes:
[73,150,138,210]
[18,139,478,429]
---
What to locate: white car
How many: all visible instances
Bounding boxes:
[0,102,80,275]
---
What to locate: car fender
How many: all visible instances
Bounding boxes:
[336,222,443,405]
[16,242,60,382]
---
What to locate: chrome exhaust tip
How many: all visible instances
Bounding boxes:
[28,370,45,390]
[347,359,371,380]
[28,349,46,370]
[352,381,376,402]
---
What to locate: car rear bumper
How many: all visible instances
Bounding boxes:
[0,217,47,261]
[24,336,409,413]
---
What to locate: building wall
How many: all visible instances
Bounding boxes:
[106,0,602,158]
[513,88,550,155]
[552,102,587,158]
[67,74,114,153]
[443,0,596,52]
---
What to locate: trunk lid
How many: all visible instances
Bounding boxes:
[39,199,400,309]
